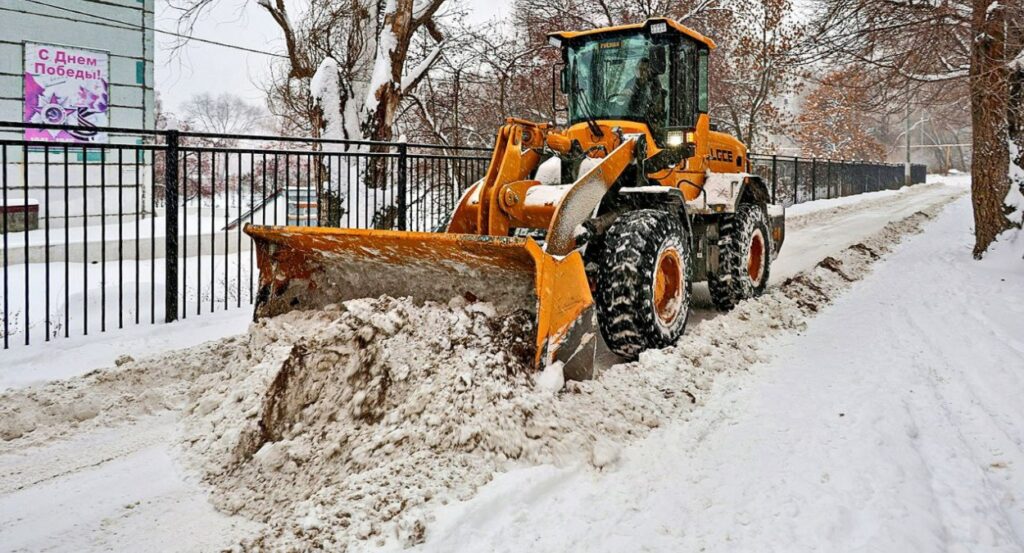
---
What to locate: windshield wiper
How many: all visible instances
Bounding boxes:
[571,77,605,138]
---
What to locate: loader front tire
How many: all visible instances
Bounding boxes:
[597,209,691,359]
[708,204,771,310]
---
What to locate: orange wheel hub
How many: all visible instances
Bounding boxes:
[747,230,765,285]
[654,248,684,325]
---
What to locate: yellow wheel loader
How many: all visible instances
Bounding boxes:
[245,18,785,379]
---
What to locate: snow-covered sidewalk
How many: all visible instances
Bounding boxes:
[415,194,1024,552]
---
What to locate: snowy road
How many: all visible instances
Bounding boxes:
[2,178,1009,552]
[414,191,1024,552]
[769,180,968,282]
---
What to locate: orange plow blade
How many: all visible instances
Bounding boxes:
[244,225,598,377]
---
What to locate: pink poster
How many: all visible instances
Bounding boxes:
[23,43,109,143]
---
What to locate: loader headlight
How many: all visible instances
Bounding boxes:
[548,36,562,48]
[666,131,685,148]
[650,22,668,34]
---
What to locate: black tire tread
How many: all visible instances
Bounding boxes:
[707,204,771,311]
[596,209,691,358]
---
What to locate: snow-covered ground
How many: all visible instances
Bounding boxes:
[0,308,250,389]
[0,249,257,352]
[414,183,1024,552]
[0,414,259,552]
[3,176,1021,552]
[770,178,964,282]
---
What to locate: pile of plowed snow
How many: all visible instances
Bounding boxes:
[178,297,542,548]
[175,292,719,550]
[0,198,959,552]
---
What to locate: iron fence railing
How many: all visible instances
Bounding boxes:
[749,154,927,207]
[0,121,926,349]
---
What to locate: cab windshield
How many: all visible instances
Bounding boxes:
[567,33,670,131]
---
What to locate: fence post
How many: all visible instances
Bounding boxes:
[793,157,799,204]
[771,154,777,203]
[164,130,179,324]
[826,160,832,198]
[811,158,817,201]
[397,142,408,231]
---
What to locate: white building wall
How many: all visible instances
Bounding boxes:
[0,0,155,227]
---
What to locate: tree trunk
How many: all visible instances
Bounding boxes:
[969,0,1013,258]
[1010,67,1023,168]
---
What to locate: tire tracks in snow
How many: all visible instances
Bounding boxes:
[0,414,175,495]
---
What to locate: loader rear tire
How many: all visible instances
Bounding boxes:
[597,209,691,359]
[708,204,771,311]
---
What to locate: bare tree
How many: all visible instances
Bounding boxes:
[514,0,723,31]
[804,0,1023,257]
[795,69,887,160]
[305,0,449,146]
[170,0,449,145]
[181,93,267,139]
[917,95,973,173]
[709,0,804,150]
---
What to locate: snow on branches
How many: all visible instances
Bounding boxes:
[309,0,447,146]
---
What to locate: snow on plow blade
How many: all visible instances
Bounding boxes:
[244,225,598,376]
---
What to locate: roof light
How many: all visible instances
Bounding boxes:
[650,22,668,34]
[548,36,562,48]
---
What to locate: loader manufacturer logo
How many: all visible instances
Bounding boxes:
[600,41,622,49]
[712,149,734,163]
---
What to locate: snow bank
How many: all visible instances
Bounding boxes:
[178,297,538,549]
[0,332,250,443]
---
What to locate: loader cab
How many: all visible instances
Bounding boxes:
[549,18,715,150]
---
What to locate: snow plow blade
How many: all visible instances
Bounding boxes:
[244,225,598,377]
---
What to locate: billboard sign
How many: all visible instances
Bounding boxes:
[23,43,109,143]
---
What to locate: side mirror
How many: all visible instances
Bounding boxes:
[552,64,568,115]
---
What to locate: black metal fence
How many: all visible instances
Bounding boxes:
[0,121,926,349]
[750,154,927,207]
[0,122,489,349]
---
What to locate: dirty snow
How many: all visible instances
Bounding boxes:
[177,297,539,549]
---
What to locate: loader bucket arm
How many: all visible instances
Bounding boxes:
[545,136,637,255]
[447,120,546,235]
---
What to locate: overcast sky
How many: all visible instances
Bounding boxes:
[154,0,506,115]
